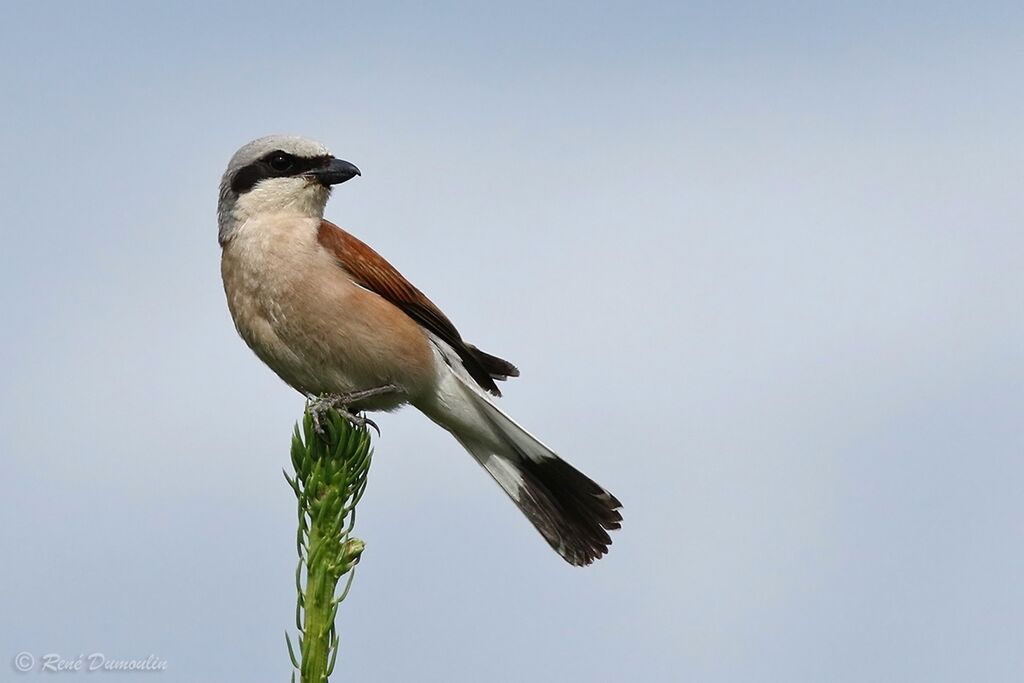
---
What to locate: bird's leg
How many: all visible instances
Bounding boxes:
[307,385,399,438]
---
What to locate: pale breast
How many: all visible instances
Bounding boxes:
[220,214,436,406]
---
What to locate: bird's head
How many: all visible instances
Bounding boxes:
[217,135,360,244]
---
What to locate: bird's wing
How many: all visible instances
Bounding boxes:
[317,219,518,395]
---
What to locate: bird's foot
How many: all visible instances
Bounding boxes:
[309,400,375,437]
[307,385,398,438]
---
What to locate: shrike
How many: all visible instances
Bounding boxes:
[218,135,622,565]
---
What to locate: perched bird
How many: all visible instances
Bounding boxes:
[218,135,622,565]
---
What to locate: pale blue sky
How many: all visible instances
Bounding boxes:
[1,2,1022,681]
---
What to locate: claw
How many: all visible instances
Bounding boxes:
[362,415,380,436]
[335,406,368,429]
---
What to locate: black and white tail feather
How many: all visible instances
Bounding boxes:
[420,336,623,566]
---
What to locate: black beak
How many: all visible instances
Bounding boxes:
[308,157,361,186]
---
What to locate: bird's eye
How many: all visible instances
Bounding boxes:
[269,153,293,172]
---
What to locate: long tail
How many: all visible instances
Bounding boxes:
[418,363,623,566]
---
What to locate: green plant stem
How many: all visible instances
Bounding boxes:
[302,521,332,681]
[286,406,372,683]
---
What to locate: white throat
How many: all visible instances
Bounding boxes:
[220,177,330,244]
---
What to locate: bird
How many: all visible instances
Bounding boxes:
[217,135,622,565]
